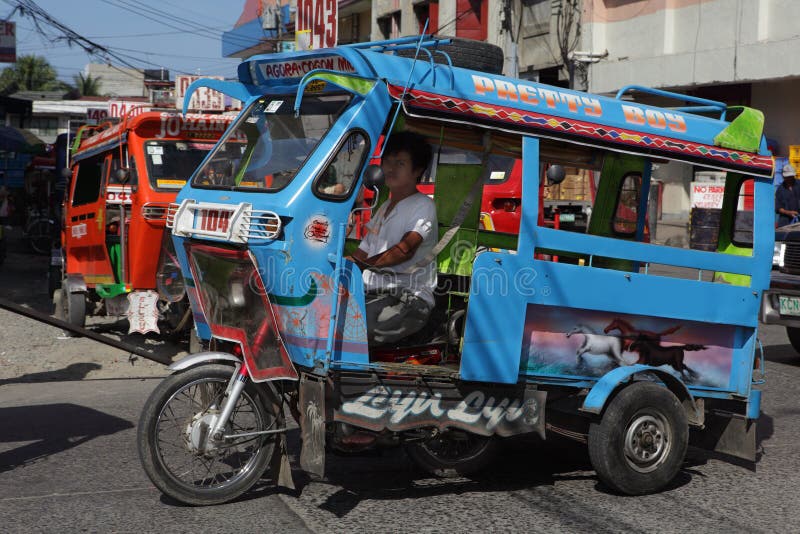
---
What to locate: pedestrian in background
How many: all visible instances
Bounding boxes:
[0,185,9,227]
[776,164,800,227]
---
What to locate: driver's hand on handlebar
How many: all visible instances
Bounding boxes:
[345,255,372,271]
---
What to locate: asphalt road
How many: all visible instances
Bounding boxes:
[0,324,798,533]
[2,234,800,532]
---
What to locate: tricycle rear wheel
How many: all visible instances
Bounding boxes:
[53,287,85,336]
[588,381,688,495]
[405,429,496,478]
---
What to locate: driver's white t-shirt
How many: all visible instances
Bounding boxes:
[358,192,438,307]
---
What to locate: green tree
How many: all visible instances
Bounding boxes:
[72,72,103,97]
[0,55,67,95]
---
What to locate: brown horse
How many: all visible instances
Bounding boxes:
[628,335,703,380]
[604,317,681,350]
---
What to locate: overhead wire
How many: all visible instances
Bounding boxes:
[3,0,243,79]
[101,0,261,49]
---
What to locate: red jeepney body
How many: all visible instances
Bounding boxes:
[64,112,233,294]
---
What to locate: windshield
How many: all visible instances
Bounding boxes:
[144,140,217,191]
[192,94,351,191]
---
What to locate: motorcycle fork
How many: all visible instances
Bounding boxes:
[210,362,246,441]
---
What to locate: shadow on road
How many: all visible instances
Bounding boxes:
[0,240,188,363]
[295,434,631,517]
[308,435,696,516]
[764,343,800,367]
[0,402,133,473]
[0,362,102,384]
[0,246,53,314]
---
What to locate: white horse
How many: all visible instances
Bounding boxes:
[565,324,625,367]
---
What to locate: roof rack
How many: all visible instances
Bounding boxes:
[615,85,728,120]
[343,35,449,51]
[345,34,455,89]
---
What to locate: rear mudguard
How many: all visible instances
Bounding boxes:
[581,364,703,426]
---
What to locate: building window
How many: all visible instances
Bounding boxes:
[414,1,439,34]
[339,14,361,44]
[378,11,401,40]
[29,117,58,139]
[522,0,551,38]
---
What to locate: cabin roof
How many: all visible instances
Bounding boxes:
[239,39,773,177]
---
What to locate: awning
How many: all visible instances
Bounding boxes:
[0,126,45,152]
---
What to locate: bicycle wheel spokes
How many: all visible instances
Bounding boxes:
[154,376,266,490]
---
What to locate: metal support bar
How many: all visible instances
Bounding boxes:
[222,427,287,440]
[210,369,248,441]
[0,296,172,366]
[344,36,450,50]
[325,222,348,370]
[616,85,727,119]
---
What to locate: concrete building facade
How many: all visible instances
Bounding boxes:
[221,1,576,88]
[583,0,800,220]
[368,1,581,85]
[85,64,147,98]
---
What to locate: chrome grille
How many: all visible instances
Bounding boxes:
[141,202,171,221]
[241,210,281,240]
[783,242,800,274]
[169,199,279,242]
[165,203,180,229]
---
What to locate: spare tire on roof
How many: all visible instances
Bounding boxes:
[394,35,505,75]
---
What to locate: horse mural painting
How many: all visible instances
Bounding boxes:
[628,336,703,380]
[565,325,625,367]
[603,317,681,350]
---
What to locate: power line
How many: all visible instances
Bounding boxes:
[4,0,242,78]
[100,0,261,49]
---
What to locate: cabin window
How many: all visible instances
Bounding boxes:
[381,117,522,266]
[537,139,603,237]
[314,131,369,199]
[732,177,754,248]
[420,146,519,235]
[71,155,103,207]
[109,151,138,187]
[612,173,641,236]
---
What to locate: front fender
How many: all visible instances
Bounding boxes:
[168,351,241,372]
[65,274,87,294]
[581,364,703,426]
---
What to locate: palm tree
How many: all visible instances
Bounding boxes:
[72,72,103,97]
[0,55,67,95]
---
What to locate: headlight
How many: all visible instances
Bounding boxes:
[156,233,185,302]
[774,242,786,267]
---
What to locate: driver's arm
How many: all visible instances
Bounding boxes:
[364,231,424,268]
[351,247,368,263]
[348,231,423,269]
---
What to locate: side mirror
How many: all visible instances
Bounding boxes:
[546,164,566,185]
[115,168,130,184]
[362,164,384,190]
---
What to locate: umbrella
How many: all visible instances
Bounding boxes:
[0,126,44,152]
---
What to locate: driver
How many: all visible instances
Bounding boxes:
[350,131,437,346]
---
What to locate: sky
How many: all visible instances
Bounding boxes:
[2,0,246,83]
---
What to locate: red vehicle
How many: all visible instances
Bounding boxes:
[419,156,595,235]
[54,111,234,335]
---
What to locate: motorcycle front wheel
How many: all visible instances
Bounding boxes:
[137,364,277,506]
